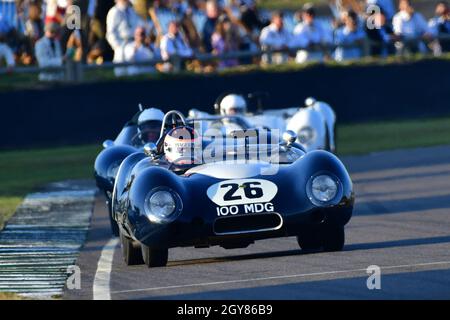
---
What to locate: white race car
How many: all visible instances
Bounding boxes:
[189,95,336,153]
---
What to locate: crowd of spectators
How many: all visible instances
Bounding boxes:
[0,0,449,79]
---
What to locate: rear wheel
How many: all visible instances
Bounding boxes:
[120,231,144,265]
[322,225,345,252]
[141,244,168,268]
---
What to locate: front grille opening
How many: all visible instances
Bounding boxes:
[214,213,283,235]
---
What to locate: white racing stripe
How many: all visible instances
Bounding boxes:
[93,238,119,300]
[110,260,450,295]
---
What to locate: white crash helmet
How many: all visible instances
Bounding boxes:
[305,97,317,107]
[220,94,247,115]
[163,126,199,165]
[137,108,165,143]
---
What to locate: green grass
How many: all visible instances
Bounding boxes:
[0,144,101,229]
[338,117,450,155]
[0,197,22,230]
[257,0,324,10]
[0,292,32,300]
[1,116,450,228]
[0,144,101,197]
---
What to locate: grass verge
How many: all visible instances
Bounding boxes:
[338,117,450,155]
[1,116,450,228]
[0,144,101,230]
[0,293,32,300]
[257,0,324,10]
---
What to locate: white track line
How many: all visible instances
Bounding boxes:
[93,238,119,300]
[110,260,450,295]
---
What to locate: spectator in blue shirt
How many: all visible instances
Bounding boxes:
[429,1,450,52]
[392,0,432,54]
[291,3,332,63]
[334,10,366,61]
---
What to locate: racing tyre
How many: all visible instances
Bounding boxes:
[141,244,168,268]
[322,225,345,252]
[296,227,323,251]
[106,197,119,237]
[109,214,120,237]
[332,125,337,154]
[324,126,331,152]
[120,231,144,265]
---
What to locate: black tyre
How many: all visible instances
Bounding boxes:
[120,231,144,265]
[324,125,331,152]
[332,124,337,154]
[296,227,323,251]
[141,244,168,268]
[322,225,345,252]
[109,213,120,237]
[106,197,119,237]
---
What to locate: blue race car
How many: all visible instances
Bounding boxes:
[106,110,354,267]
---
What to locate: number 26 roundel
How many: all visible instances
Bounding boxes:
[207,179,278,206]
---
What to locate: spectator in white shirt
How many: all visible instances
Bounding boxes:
[334,10,366,61]
[106,0,142,75]
[292,4,331,63]
[35,22,64,81]
[392,0,433,54]
[259,11,291,64]
[160,21,193,71]
[123,26,155,76]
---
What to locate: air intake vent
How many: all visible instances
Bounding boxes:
[214,213,283,235]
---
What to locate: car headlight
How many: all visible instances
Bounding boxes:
[298,127,315,145]
[307,174,340,206]
[144,189,181,223]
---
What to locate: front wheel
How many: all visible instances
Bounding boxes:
[141,244,168,268]
[120,231,144,265]
[109,214,120,237]
[322,225,345,252]
[106,196,119,237]
[296,226,322,251]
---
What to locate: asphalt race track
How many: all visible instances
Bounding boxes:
[65,146,450,300]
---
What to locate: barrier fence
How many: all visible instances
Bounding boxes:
[1,35,450,81]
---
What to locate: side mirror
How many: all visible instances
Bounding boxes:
[282,130,297,146]
[143,142,158,157]
[103,140,114,149]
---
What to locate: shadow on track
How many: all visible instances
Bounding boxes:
[166,235,450,267]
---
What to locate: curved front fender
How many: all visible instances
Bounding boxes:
[94,145,137,192]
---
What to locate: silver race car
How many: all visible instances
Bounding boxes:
[189,94,336,153]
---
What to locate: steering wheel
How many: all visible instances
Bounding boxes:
[156,110,188,153]
[159,110,187,138]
